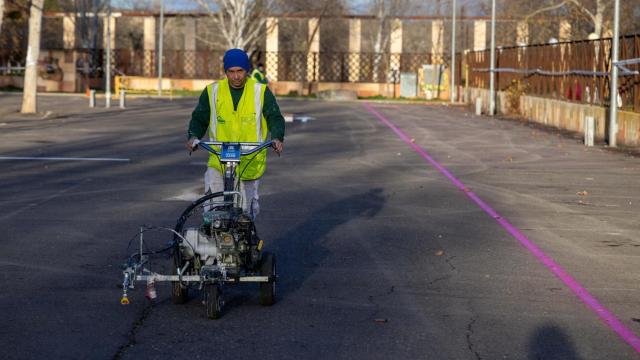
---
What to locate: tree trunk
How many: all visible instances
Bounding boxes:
[372,4,385,83]
[21,0,44,114]
[0,0,5,35]
[594,0,605,38]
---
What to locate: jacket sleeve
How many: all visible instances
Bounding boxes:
[262,87,285,141]
[187,88,210,139]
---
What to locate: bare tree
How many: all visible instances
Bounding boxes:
[195,0,274,50]
[0,0,5,35]
[68,1,108,49]
[566,0,606,37]
[21,0,44,114]
[369,0,412,82]
[278,0,345,53]
[515,0,608,40]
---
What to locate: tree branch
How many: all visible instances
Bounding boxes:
[523,1,568,22]
[565,0,596,23]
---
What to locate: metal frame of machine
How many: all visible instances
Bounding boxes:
[121,140,277,319]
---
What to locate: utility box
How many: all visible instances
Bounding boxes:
[400,72,417,98]
[422,64,445,100]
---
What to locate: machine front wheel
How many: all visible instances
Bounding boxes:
[205,283,223,319]
[259,252,276,306]
[170,259,189,304]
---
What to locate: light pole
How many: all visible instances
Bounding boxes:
[608,0,620,147]
[157,0,164,96]
[450,0,457,104]
[105,0,111,108]
[489,0,496,115]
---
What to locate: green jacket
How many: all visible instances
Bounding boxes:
[188,83,285,141]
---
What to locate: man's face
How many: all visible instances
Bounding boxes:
[226,67,247,88]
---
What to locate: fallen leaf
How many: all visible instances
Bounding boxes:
[435,250,445,256]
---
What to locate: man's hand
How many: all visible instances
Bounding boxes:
[186,136,199,152]
[272,139,283,155]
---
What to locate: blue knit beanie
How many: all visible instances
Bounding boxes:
[223,49,250,72]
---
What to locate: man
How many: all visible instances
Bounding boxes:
[251,62,268,85]
[187,48,285,220]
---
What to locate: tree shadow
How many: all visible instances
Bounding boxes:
[266,187,386,298]
[528,324,583,360]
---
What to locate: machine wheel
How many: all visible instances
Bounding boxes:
[205,283,222,319]
[170,259,188,304]
[259,252,276,306]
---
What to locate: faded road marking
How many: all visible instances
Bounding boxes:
[0,156,130,162]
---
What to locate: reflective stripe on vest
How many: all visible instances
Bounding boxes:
[206,78,268,180]
[207,83,219,140]
[254,82,262,140]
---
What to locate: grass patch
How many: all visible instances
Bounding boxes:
[277,90,317,98]
[117,89,202,97]
[357,95,440,102]
[0,86,23,92]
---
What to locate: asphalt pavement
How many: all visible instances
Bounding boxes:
[0,93,639,359]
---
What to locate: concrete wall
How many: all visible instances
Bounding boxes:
[270,81,399,98]
[465,87,640,147]
[107,75,397,99]
[116,76,215,93]
[618,111,640,146]
[111,76,402,99]
[0,76,24,88]
[0,49,77,92]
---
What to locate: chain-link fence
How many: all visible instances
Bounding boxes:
[107,50,446,84]
[466,34,640,112]
[2,46,453,89]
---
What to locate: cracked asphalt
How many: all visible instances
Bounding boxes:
[0,93,639,359]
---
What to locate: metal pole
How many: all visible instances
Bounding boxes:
[119,89,126,108]
[489,0,496,115]
[608,0,620,147]
[450,0,457,104]
[105,0,111,108]
[157,0,164,96]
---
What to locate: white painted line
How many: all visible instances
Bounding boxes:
[165,187,202,201]
[297,116,315,123]
[0,156,130,162]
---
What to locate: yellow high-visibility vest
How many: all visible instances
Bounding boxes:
[251,68,267,84]
[206,77,268,180]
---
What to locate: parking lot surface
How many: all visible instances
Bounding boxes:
[1,94,639,359]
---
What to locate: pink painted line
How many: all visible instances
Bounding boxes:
[363,102,640,353]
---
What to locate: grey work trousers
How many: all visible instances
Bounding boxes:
[204,168,260,220]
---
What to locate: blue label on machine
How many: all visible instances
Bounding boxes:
[221,143,241,162]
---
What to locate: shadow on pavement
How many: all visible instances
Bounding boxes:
[528,324,583,360]
[272,187,386,298]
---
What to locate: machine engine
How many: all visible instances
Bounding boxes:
[180,209,259,278]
